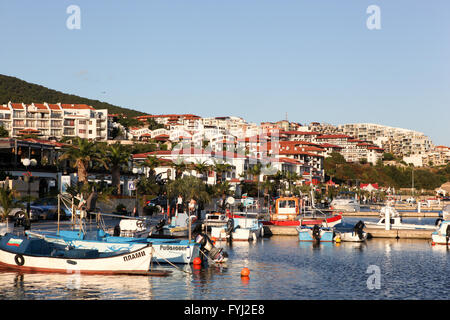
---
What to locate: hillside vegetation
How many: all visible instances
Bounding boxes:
[324,153,450,190]
[0,74,147,118]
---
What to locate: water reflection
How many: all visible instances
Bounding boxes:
[0,235,447,300]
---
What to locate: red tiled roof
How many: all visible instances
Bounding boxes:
[32,103,49,111]
[280,131,320,135]
[316,134,352,139]
[11,103,24,110]
[48,104,62,111]
[61,104,95,110]
[0,105,9,111]
[320,143,343,149]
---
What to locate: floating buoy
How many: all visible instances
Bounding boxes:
[335,237,341,243]
[241,267,250,277]
[431,242,436,246]
[193,257,202,265]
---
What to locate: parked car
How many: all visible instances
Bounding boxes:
[30,197,72,220]
[0,203,42,222]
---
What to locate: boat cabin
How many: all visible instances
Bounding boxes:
[272,197,299,221]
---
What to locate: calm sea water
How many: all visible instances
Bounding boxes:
[0,217,448,300]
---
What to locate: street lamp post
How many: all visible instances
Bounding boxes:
[22,158,37,230]
[132,167,143,216]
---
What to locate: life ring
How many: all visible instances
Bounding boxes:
[14,254,25,266]
[136,220,144,229]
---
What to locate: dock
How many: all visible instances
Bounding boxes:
[364,228,434,240]
[262,225,435,240]
[339,211,441,218]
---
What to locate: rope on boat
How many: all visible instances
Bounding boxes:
[149,246,192,275]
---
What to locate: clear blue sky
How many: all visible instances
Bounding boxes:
[1,1,449,145]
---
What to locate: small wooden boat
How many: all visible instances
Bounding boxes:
[431,220,450,245]
[0,233,169,276]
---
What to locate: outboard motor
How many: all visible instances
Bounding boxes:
[195,233,228,263]
[446,224,450,246]
[312,224,321,242]
[225,218,234,242]
[113,224,121,236]
[435,218,443,227]
[153,219,166,234]
[353,220,365,240]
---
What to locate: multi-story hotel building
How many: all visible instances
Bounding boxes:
[0,102,108,140]
[337,123,433,156]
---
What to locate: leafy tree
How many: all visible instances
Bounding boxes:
[0,125,9,138]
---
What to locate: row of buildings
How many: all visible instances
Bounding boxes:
[1,102,448,177]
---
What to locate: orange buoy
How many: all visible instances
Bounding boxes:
[193,257,202,265]
[241,267,250,277]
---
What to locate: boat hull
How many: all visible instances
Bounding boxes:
[297,228,334,242]
[262,214,342,228]
[336,231,368,242]
[27,231,200,264]
[0,235,153,275]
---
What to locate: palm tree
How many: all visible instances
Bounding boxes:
[213,160,232,183]
[59,137,105,186]
[193,160,211,181]
[170,158,188,179]
[143,155,161,176]
[0,186,16,223]
[167,176,210,212]
[105,142,131,194]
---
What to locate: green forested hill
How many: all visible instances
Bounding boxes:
[0,74,147,117]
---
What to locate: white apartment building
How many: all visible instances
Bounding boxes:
[0,102,108,140]
[337,123,433,156]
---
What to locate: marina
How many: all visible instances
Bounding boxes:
[0,215,448,300]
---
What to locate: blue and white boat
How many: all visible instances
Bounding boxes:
[296,224,335,242]
[26,228,201,264]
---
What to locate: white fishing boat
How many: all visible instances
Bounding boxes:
[154,213,200,238]
[364,206,437,230]
[334,221,368,242]
[442,204,450,221]
[431,220,450,246]
[330,197,360,213]
[0,233,169,276]
[202,212,228,231]
[210,213,264,241]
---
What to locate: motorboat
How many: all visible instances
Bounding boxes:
[334,221,368,242]
[296,224,335,242]
[442,204,450,221]
[431,220,450,246]
[202,212,228,232]
[364,206,437,230]
[262,196,342,227]
[153,212,200,238]
[330,193,360,213]
[0,233,169,276]
[210,212,264,241]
